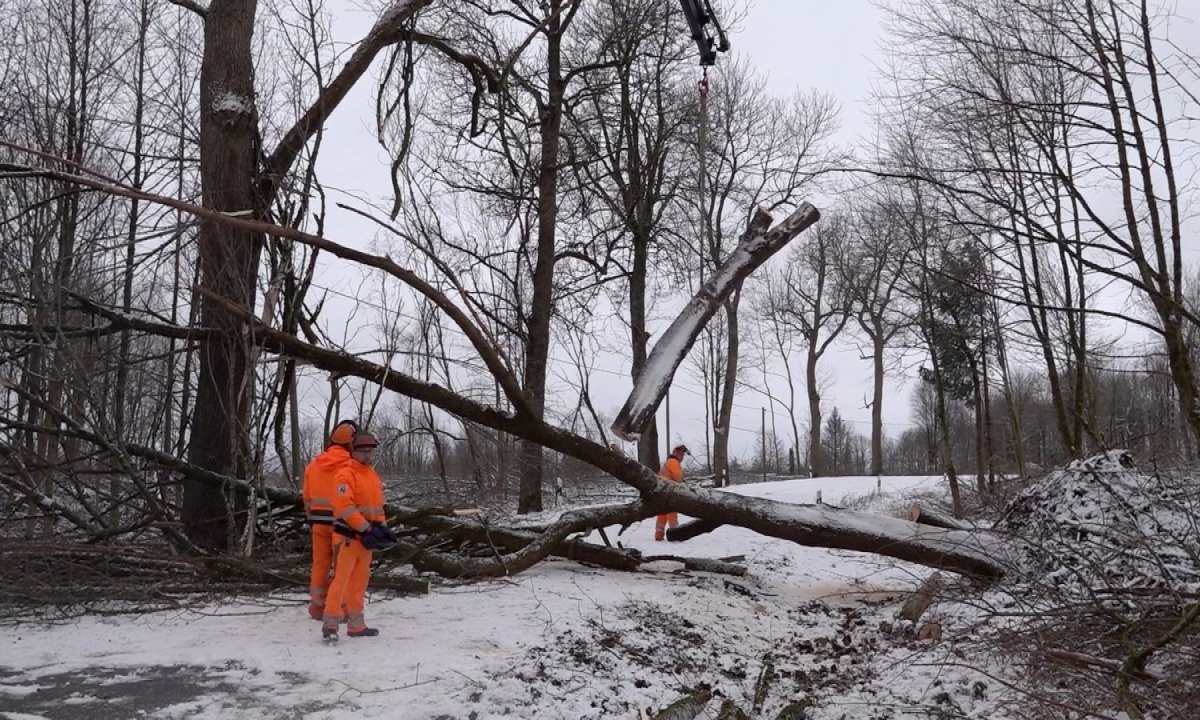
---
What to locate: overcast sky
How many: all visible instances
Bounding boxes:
[312,0,912,463]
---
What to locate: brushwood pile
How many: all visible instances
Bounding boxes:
[998,450,1200,602]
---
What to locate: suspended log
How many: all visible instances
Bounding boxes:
[611,204,819,441]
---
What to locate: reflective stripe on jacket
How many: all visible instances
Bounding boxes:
[302,445,351,526]
[330,460,386,536]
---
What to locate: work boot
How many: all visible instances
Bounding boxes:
[347,627,379,638]
[322,626,338,643]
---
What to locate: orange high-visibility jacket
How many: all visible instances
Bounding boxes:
[659,456,683,483]
[330,460,386,536]
[302,445,351,527]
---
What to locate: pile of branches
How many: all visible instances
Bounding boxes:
[0,541,318,615]
[999,449,1200,602]
[982,451,1200,719]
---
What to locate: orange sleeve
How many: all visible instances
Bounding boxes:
[331,466,371,533]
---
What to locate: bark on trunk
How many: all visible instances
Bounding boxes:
[518,0,569,514]
[713,293,740,487]
[870,331,885,476]
[806,345,822,477]
[185,0,261,549]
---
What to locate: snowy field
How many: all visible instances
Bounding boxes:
[0,474,1019,719]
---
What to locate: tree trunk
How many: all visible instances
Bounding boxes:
[971,366,985,494]
[518,0,568,514]
[806,345,822,477]
[185,0,261,549]
[869,328,885,476]
[713,293,740,487]
[931,359,962,517]
[630,230,660,471]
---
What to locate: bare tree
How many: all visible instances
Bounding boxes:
[569,0,693,472]
[757,212,853,478]
[839,195,914,476]
[879,0,1200,464]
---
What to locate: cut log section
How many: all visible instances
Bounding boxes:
[612,204,819,441]
[898,571,944,625]
[907,504,972,530]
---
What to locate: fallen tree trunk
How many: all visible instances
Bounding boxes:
[1045,649,1161,682]
[641,554,747,576]
[59,228,1012,582]
[657,486,1006,579]
[667,518,723,541]
[391,503,650,576]
[907,504,973,531]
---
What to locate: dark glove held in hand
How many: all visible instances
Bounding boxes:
[360,523,396,551]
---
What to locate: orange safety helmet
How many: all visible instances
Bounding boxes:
[329,419,359,447]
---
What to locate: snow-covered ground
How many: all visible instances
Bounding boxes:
[0,475,1020,719]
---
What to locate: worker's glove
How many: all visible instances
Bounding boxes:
[377,524,398,544]
[360,523,397,551]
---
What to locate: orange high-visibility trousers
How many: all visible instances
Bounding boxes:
[308,524,335,620]
[323,536,373,633]
[655,512,678,541]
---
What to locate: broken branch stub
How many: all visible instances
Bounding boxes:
[611,203,820,440]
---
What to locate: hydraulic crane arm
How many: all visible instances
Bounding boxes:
[679,0,730,66]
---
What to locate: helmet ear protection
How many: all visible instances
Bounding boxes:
[329,419,359,447]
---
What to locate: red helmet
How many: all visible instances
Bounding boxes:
[351,431,379,451]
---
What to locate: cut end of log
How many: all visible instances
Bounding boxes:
[610,423,640,442]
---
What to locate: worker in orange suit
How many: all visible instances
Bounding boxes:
[655,444,689,541]
[322,431,396,641]
[302,419,359,621]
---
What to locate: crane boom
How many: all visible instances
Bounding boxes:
[679,0,730,66]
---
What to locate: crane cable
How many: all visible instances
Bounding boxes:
[698,66,710,265]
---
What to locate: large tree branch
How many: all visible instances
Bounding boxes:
[210,296,1006,579]
[258,0,437,204]
[0,152,1005,580]
[0,157,533,419]
[166,0,207,19]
